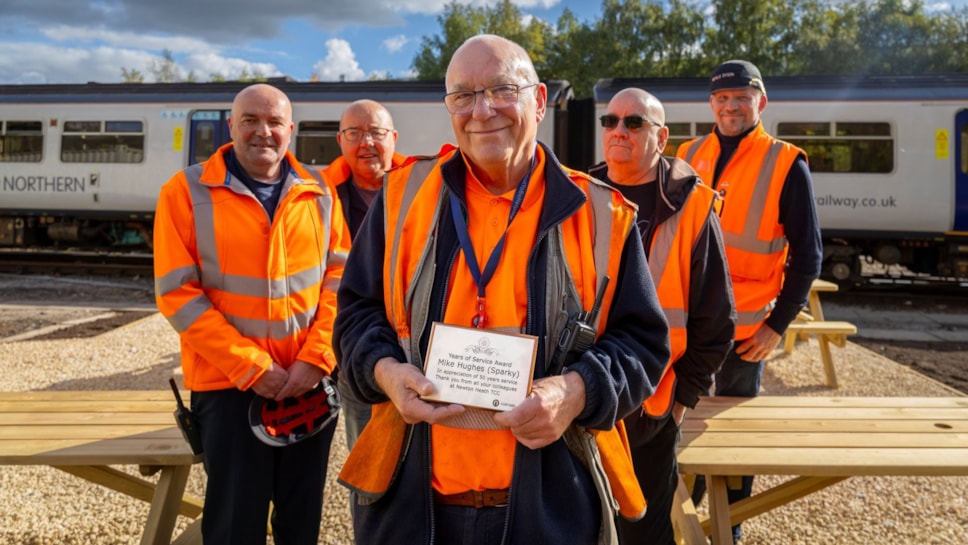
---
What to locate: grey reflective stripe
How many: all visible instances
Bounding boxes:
[180,164,335,337]
[724,142,788,255]
[167,293,213,333]
[227,305,317,339]
[386,158,438,353]
[649,208,688,329]
[303,167,340,275]
[663,308,687,329]
[184,165,223,291]
[586,182,621,332]
[737,306,770,327]
[155,264,200,296]
[682,135,709,164]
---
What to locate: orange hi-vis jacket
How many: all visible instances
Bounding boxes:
[338,144,656,524]
[677,124,806,340]
[642,167,721,418]
[154,143,350,391]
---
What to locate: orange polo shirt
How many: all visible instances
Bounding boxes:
[431,147,547,495]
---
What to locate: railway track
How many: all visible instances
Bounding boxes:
[0,248,154,277]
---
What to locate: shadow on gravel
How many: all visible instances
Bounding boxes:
[853,337,968,395]
[22,310,158,341]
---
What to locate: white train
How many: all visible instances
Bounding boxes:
[1,75,967,285]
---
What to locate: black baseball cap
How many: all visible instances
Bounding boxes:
[709,60,766,95]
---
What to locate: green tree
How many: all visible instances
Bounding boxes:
[150,49,180,83]
[411,0,553,81]
[120,67,144,83]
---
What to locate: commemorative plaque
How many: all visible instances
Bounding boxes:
[422,322,537,412]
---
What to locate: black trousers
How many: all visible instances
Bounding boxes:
[192,388,336,545]
[616,411,681,545]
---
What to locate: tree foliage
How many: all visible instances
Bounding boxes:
[412,0,968,98]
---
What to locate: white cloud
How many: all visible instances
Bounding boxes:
[312,38,366,81]
[0,41,155,83]
[183,52,283,81]
[383,34,409,53]
[40,25,213,54]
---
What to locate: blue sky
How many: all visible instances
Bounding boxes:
[0,0,601,84]
[1,0,962,85]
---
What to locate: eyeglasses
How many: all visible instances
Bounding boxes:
[599,114,662,131]
[443,83,539,114]
[340,127,392,142]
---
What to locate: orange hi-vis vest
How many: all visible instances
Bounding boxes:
[677,124,806,339]
[642,178,720,418]
[338,146,648,520]
[320,152,408,188]
[154,143,350,391]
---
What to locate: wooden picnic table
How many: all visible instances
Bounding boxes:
[673,395,968,545]
[0,390,203,545]
[783,278,857,387]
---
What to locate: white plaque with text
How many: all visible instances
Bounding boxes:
[421,322,537,411]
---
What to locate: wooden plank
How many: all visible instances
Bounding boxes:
[0,436,197,465]
[682,418,968,433]
[54,465,203,518]
[679,432,968,449]
[0,412,178,425]
[686,406,968,420]
[811,279,840,292]
[698,476,848,534]
[0,424,181,440]
[671,476,707,545]
[0,391,176,401]
[785,321,856,334]
[0,400,177,412]
[690,396,968,408]
[677,447,968,476]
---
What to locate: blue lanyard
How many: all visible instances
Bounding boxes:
[449,154,535,328]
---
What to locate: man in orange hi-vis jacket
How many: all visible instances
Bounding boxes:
[154,83,351,545]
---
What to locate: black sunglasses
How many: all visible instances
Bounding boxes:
[599,114,661,130]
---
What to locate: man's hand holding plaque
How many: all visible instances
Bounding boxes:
[421,323,538,429]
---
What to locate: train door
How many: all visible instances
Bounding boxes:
[956,109,968,231]
[189,110,230,165]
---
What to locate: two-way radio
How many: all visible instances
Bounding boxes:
[168,378,203,455]
[550,276,610,375]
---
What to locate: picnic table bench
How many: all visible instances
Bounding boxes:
[783,278,857,387]
[672,395,968,545]
[0,390,203,545]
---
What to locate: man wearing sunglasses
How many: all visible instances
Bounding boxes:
[323,99,406,450]
[589,88,736,545]
[676,60,823,543]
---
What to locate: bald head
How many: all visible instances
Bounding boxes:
[446,34,539,89]
[229,83,293,181]
[337,99,398,190]
[443,34,546,194]
[602,87,669,186]
[611,88,666,126]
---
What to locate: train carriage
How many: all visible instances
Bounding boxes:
[0,79,574,248]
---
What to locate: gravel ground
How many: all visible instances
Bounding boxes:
[0,274,966,544]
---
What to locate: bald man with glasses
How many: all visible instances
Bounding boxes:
[589,87,735,545]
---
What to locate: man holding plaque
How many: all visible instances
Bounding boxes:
[589,87,736,545]
[333,34,670,545]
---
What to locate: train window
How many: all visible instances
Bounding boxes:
[778,121,893,174]
[696,122,715,135]
[296,121,341,165]
[778,122,830,136]
[0,120,43,163]
[61,120,145,164]
[836,122,891,137]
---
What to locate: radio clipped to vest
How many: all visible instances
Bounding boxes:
[550,276,609,375]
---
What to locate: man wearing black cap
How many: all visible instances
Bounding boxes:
[676,60,823,543]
